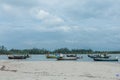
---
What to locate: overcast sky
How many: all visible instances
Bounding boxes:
[0,0,120,50]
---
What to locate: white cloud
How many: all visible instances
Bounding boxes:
[0,3,32,19]
[30,8,64,24]
[65,40,79,43]
[1,3,13,12]
[33,9,49,20]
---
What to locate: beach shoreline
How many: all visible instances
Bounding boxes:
[0,60,120,80]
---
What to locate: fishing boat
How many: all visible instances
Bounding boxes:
[57,53,80,60]
[93,58,118,61]
[57,57,78,60]
[88,54,110,58]
[46,55,56,58]
[25,54,30,58]
[46,53,56,58]
[8,55,27,59]
[66,54,83,59]
[66,54,77,57]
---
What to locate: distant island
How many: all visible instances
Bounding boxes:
[0,45,120,55]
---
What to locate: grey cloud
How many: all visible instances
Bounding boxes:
[0,0,120,50]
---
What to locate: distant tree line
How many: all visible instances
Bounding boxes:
[0,45,120,55]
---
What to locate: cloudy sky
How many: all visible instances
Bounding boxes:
[0,0,120,50]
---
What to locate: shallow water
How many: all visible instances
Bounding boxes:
[0,54,120,62]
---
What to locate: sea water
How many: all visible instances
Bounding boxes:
[0,54,120,62]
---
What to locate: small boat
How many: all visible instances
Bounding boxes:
[66,54,77,57]
[8,55,27,59]
[25,54,30,58]
[57,57,78,60]
[46,53,56,58]
[66,54,82,59]
[93,58,118,61]
[57,53,80,60]
[88,54,110,58]
[46,55,56,58]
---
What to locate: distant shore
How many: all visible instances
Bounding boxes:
[0,60,120,80]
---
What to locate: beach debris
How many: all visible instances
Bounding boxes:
[0,65,5,71]
[0,65,17,72]
[116,74,120,80]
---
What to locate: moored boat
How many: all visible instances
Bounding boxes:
[25,54,30,58]
[88,54,110,58]
[93,58,118,61]
[46,55,56,58]
[57,57,78,60]
[66,54,82,59]
[66,54,77,57]
[8,55,27,59]
[46,53,57,58]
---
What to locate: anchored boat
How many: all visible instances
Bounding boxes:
[66,54,77,57]
[46,53,57,58]
[93,58,118,61]
[57,53,79,60]
[88,54,110,58]
[8,55,28,59]
[46,55,56,58]
[57,57,78,60]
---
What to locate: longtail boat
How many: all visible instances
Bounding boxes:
[57,57,78,60]
[46,53,56,58]
[66,54,77,57]
[8,55,27,59]
[93,58,118,61]
[88,54,110,58]
[46,55,56,58]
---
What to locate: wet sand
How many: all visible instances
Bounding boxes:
[0,60,120,80]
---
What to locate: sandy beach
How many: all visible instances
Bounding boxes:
[0,60,120,80]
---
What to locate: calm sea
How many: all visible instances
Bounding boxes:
[0,54,120,62]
